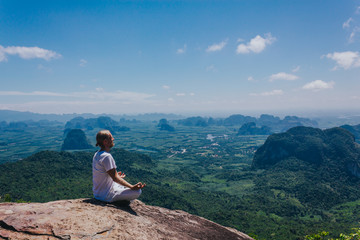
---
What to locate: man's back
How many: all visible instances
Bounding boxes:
[92,151,116,201]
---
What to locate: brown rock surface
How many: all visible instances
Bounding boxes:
[0,198,254,240]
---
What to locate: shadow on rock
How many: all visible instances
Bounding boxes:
[82,198,137,216]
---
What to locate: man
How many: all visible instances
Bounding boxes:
[92,130,146,203]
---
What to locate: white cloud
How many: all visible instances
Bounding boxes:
[343,18,353,29]
[302,80,334,91]
[0,89,155,102]
[0,45,61,62]
[247,76,255,81]
[176,93,186,96]
[0,91,68,97]
[37,64,52,73]
[236,33,276,54]
[325,51,360,70]
[206,65,217,72]
[269,72,299,82]
[189,92,195,96]
[79,90,155,101]
[177,44,187,54]
[0,46,6,62]
[168,98,174,102]
[292,66,300,72]
[356,6,360,14]
[80,59,87,67]
[349,26,360,43]
[206,39,228,52]
[250,89,283,96]
[342,9,360,43]
[162,85,170,90]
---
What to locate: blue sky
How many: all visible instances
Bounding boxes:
[1,0,360,116]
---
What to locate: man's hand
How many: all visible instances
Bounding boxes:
[107,168,145,190]
[131,182,146,190]
[117,171,126,178]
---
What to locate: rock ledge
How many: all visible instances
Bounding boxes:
[0,198,253,240]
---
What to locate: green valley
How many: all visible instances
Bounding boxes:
[1,115,360,239]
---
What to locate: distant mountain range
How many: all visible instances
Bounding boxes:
[177,114,318,132]
[0,110,184,122]
[64,116,130,133]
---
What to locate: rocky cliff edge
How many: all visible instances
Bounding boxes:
[0,198,253,240]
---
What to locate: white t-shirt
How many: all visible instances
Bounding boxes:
[92,151,117,202]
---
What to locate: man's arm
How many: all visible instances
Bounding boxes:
[107,168,146,190]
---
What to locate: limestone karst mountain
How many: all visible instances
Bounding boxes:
[61,129,93,151]
[252,126,360,171]
[237,122,272,135]
[0,198,254,240]
[158,118,175,131]
[251,126,360,210]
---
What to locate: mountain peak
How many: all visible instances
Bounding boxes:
[253,126,360,171]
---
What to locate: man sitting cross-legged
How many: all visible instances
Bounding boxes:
[92,130,146,203]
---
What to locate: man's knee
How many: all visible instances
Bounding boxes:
[134,189,142,198]
[123,188,141,201]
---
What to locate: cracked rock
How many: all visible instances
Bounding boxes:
[0,198,253,240]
